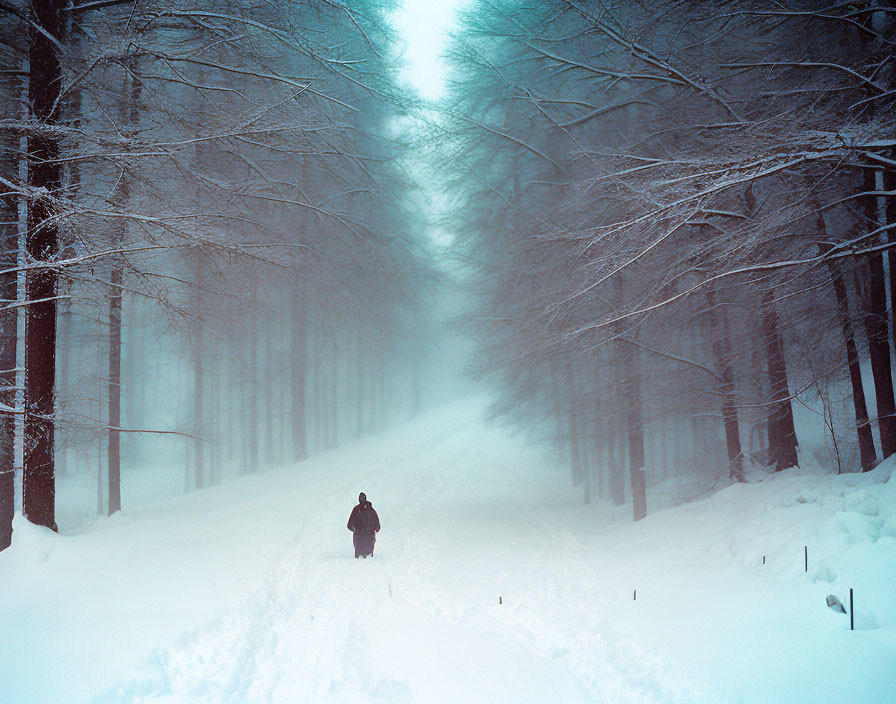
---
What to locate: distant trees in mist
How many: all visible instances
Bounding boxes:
[1,0,433,550]
[441,0,896,519]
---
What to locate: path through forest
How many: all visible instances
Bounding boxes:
[92,399,684,703]
[4,397,892,704]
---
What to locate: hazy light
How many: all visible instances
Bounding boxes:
[393,0,469,100]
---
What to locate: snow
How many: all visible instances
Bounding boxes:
[2,397,895,703]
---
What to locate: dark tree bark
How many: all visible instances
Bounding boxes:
[588,355,604,504]
[411,312,422,417]
[857,253,896,459]
[859,165,896,458]
[238,306,259,475]
[329,330,339,446]
[108,68,140,512]
[23,0,67,531]
[322,326,335,449]
[605,417,624,506]
[107,268,122,513]
[826,255,877,471]
[608,357,625,506]
[376,343,386,432]
[565,361,583,487]
[705,287,744,481]
[0,162,17,551]
[210,358,221,485]
[623,345,647,521]
[887,166,896,357]
[56,296,70,478]
[265,320,274,466]
[192,263,204,489]
[354,332,364,438]
[292,293,307,461]
[761,291,798,471]
[247,314,259,472]
[594,429,605,500]
[550,361,567,464]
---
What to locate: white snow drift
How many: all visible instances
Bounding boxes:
[2,397,895,703]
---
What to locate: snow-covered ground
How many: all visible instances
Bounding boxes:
[2,397,895,703]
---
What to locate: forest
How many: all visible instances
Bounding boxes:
[2,2,895,702]
[1,0,436,547]
[440,0,896,516]
[0,0,894,544]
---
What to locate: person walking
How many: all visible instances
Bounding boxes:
[347,492,380,558]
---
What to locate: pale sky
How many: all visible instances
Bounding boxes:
[392,0,470,100]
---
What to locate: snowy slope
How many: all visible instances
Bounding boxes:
[2,397,895,703]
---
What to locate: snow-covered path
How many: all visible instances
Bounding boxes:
[99,404,682,703]
[3,397,895,703]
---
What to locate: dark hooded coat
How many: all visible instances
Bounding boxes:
[347,495,380,557]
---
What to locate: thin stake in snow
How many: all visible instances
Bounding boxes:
[762,555,766,565]
[633,589,637,601]
[804,546,808,572]
[850,589,854,631]
[499,596,502,605]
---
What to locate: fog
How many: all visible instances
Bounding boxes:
[1,1,895,702]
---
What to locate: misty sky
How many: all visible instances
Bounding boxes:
[392,0,469,99]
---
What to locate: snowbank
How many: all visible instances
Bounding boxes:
[1,398,894,703]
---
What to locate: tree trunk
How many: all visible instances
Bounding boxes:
[590,356,604,502]
[835,271,878,469]
[23,0,67,532]
[658,420,669,482]
[565,361,583,487]
[623,345,647,521]
[210,358,221,485]
[265,321,274,466]
[322,328,333,449]
[886,167,896,356]
[411,312,422,416]
[248,314,259,472]
[608,378,625,507]
[705,287,744,481]
[859,164,896,458]
[291,289,308,462]
[107,64,140,513]
[329,330,339,447]
[376,344,387,432]
[97,321,106,514]
[56,296,70,478]
[107,268,122,513]
[279,316,287,464]
[0,162,17,550]
[355,333,364,437]
[857,255,896,458]
[761,291,798,470]
[193,332,204,488]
